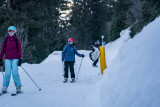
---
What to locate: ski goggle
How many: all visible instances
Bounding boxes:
[8,30,15,33]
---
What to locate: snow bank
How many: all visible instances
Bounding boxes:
[105,28,130,66]
[101,17,160,107]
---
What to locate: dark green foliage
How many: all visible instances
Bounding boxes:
[130,0,160,38]
[109,0,130,41]
[0,0,160,63]
[69,0,113,49]
[0,0,62,63]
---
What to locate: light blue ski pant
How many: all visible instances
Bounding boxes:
[3,59,21,87]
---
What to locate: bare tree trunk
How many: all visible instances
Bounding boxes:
[16,22,29,59]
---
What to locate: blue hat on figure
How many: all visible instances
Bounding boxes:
[8,26,17,33]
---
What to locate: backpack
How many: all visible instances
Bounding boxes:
[4,36,18,52]
[89,46,100,61]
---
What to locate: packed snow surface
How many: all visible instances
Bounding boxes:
[0,50,102,107]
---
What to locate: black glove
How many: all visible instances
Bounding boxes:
[0,59,3,66]
[82,54,85,58]
[62,58,64,62]
[18,59,22,66]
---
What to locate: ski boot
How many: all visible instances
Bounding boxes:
[92,64,98,67]
[70,78,75,83]
[16,86,21,94]
[2,87,7,94]
[63,78,68,83]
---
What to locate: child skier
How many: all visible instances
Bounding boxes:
[0,26,22,94]
[62,38,85,83]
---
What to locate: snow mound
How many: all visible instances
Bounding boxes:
[105,28,131,66]
[42,51,62,64]
[101,17,160,107]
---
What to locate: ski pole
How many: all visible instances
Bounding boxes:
[76,57,83,80]
[21,66,41,91]
[1,66,4,78]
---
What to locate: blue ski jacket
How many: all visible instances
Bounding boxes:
[62,44,82,61]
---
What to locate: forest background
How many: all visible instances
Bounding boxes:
[0,0,159,63]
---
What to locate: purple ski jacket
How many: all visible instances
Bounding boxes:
[0,35,22,59]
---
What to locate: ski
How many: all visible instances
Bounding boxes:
[11,91,23,96]
[11,93,16,96]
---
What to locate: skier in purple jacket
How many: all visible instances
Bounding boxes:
[0,26,22,94]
